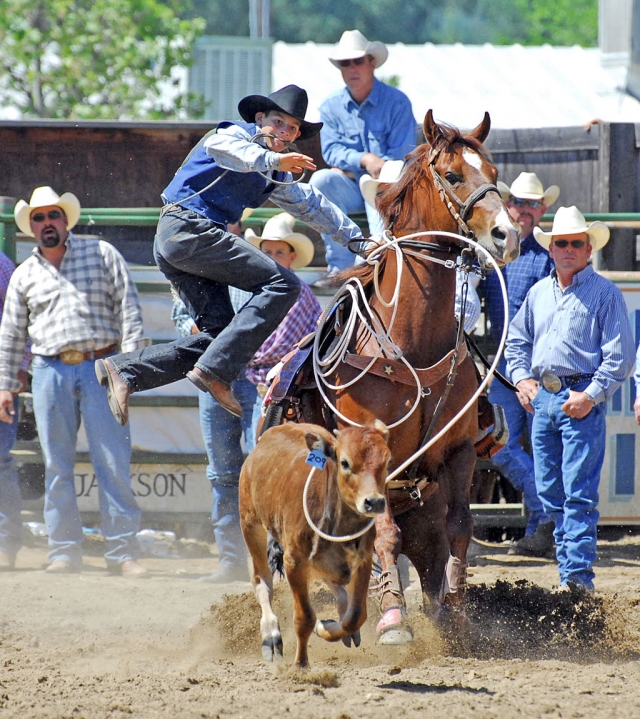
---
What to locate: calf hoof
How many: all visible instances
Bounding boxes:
[341,630,361,648]
[376,607,413,646]
[261,634,284,662]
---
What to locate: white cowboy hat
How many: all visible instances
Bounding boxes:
[533,205,610,252]
[497,172,560,207]
[329,30,388,69]
[359,160,405,209]
[245,212,315,270]
[14,186,81,238]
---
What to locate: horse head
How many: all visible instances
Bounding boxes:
[423,110,520,265]
[379,111,520,267]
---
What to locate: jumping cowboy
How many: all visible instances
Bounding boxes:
[96,85,366,423]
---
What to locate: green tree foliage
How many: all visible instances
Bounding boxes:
[0,0,205,119]
[184,0,597,47]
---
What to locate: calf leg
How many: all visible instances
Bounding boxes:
[243,521,283,662]
[323,579,360,648]
[316,558,371,645]
[285,554,316,668]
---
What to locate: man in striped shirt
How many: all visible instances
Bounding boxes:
[0,186,148,576]
[505,206,635,592]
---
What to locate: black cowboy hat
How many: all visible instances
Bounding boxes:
[238,85,323,141]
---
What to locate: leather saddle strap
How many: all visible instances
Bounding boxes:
[342,341,468,388]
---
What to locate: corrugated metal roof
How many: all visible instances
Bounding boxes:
[273,41,640,129]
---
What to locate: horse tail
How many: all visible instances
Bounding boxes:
[267,535,285,577]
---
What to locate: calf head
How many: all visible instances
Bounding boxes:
[305,420,390,517]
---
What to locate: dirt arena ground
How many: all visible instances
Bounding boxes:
[3,533,640,719]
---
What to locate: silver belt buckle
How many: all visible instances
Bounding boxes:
[541,369,562,394]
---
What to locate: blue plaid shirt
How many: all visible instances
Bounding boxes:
[483,234,554,344]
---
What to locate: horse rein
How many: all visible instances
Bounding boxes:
[428,148,502,237]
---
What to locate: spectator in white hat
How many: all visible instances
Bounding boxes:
[310,30,416,285]
[506,205,634,592]
[0,186,148,576]
[483,171,560,558]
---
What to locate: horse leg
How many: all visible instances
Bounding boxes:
[243,521,283,662]
[400,494,450,619]
[284,554,316,668]
[316,560,370,646]
[373,507,413,645]
[441,442,475,609]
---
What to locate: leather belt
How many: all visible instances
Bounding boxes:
[540,370,593,394]
[55,344,118,366]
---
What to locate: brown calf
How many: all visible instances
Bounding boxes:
[239,421,391,668]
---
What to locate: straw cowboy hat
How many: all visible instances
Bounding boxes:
[245,213,315,270]
[497,172,560,207]
[14,186,81,238]
[359,160,405,209]
[329,30,388,69]
[533,205,610,252]
[238,85,323,141]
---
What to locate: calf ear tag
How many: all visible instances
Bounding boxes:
[306,448,327,470]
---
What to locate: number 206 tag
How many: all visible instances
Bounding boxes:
[305,449,327,470]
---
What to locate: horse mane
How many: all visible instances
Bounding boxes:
[339,121,492,288]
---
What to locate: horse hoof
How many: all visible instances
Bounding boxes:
[376,607,413,645]
[261,635,283,662]
[378,627,414,645]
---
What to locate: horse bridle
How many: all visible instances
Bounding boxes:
[428,147,502,238]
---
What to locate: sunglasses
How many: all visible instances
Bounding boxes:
[553,239,587,249]
[511,197,543,209]
[338,56,367,68]
[31,210,63,223]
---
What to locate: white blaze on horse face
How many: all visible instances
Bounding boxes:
[462,150,483,171]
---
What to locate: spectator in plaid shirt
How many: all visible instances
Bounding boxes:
[0,186,148,576]
[483,172,560,558]
[0,251,31,571]
[173,213,321,583]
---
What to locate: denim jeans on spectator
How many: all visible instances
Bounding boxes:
[31,355,140,567]
[199,374,257,567]
[0,396,21,559]
[489,357,547,534]
[531,385,606,590]
[310,169,385,273]
[111,209,300,390]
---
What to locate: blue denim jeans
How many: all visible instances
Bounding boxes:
[199,375,257,567]
[531,385,606,590]
[111,209,301,390]
[0,396,21,559]
[310,169,385,272]
[489,357,547,534]
[31,355,140,567]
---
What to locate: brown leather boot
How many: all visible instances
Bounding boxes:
[187,367,243,417]
[95,358,131,426]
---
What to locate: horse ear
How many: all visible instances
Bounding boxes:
[469,112,491,144]
[423,109,440,147]
[373,419,390,442]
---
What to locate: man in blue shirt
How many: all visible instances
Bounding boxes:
[309,30,416,282]
[506,206,635,592]
[484,172,559,557]
[96,85,364,425]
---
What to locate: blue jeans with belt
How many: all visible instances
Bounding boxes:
[489,357,547,534]
[199,374,257,568]
[111,209,301,390]
[31,355,140,567]
[531,384,606,590]
[0,396,21,559]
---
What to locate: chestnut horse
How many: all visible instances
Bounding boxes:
[294,110,521,641]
